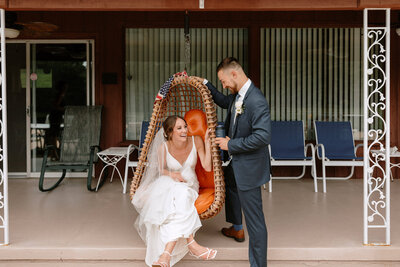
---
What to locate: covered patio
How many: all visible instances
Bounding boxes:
[0,178,399,266]
[0,0,400,265]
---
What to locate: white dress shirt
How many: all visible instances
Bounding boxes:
[203,78,251,122]
[233,79,251,123]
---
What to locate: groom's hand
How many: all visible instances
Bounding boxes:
[192,76,204,83]
[215,137,230,151]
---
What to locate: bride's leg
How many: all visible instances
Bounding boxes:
[153,241,176,266]
[186,235,217,260]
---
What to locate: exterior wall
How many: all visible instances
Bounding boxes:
[2,0,400,10]
[10,10,400,178]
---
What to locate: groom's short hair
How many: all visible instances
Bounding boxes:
[216,57,242,73]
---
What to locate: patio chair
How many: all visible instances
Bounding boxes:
[314,121,364,193]
[39,106,103,192]
[268,121,317,192]
[130,73,225,220]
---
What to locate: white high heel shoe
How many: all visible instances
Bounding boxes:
[187,239,218,260]
[152,250,172,267]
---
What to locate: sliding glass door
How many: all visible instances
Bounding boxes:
[6,43,27,174]
[6,40,94,176]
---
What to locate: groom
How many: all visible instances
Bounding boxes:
[201,57,271,267]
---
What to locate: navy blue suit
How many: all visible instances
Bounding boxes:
[206,81,270,267]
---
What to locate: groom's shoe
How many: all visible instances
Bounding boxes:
[221,226,245,242]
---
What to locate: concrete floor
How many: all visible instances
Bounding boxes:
[0,177,399,266]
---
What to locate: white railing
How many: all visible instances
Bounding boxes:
[0,8,9,245]
[363,8,390,245]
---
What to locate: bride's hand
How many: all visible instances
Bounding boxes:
[204,128,211,146]
[171,172,186,183]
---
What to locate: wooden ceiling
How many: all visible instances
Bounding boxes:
[1,0,400,11]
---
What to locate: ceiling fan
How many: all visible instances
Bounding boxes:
[5,11,58,38]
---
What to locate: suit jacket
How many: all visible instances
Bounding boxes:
[206,81,271,190]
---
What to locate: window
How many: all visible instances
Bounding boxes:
[260,28,373,140]
[125,28,248,140]
[126,27,375,141]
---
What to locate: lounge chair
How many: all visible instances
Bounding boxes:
[39,106,103,192]
[314,121,364,193]
[269,121,317,192]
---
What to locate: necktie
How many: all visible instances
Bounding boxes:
[229,94,240,138]
[233,94,241,124]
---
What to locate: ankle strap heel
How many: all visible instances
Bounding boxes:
[162,250,172,257]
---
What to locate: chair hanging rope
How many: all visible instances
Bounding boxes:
[184,10,190,72]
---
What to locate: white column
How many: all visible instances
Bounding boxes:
[0,8,9,245]
[363,8,391,245]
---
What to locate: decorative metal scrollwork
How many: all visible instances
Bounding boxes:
[366,27,388,226]
[364,8,391,246]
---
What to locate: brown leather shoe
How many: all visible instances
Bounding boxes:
[221,226,245,242]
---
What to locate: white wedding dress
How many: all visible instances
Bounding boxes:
[132,136,202,267]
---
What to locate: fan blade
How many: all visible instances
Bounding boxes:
[18,22,58,33]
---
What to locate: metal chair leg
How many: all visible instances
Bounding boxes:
[39,169,67,192]
[39,148,67,192]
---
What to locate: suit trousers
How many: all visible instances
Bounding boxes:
[224,163,268,267]
[224,164,243,225]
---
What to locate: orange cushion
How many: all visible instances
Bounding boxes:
[195,188,215,214]
[195,157,215,188]
[185,109,207,138]
[184,109,216,215]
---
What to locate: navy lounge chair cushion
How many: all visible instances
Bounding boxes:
[314,121,361,160]
[271,121,309,160]
[139,121,149,150]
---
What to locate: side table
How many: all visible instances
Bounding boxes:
[96,147,135,193]
[371,148,400,181]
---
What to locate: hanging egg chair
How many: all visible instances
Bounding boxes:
[130,72,225,219]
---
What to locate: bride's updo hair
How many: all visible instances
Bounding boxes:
[162,115,186,141]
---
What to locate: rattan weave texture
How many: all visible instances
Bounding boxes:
[130,75,225,219]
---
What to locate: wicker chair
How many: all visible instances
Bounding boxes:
[130,74,225,219]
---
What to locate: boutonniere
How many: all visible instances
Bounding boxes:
[235,100,245,115]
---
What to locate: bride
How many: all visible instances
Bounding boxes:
[132,115,217,267]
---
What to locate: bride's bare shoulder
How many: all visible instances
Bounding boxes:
[157,142,167,152]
